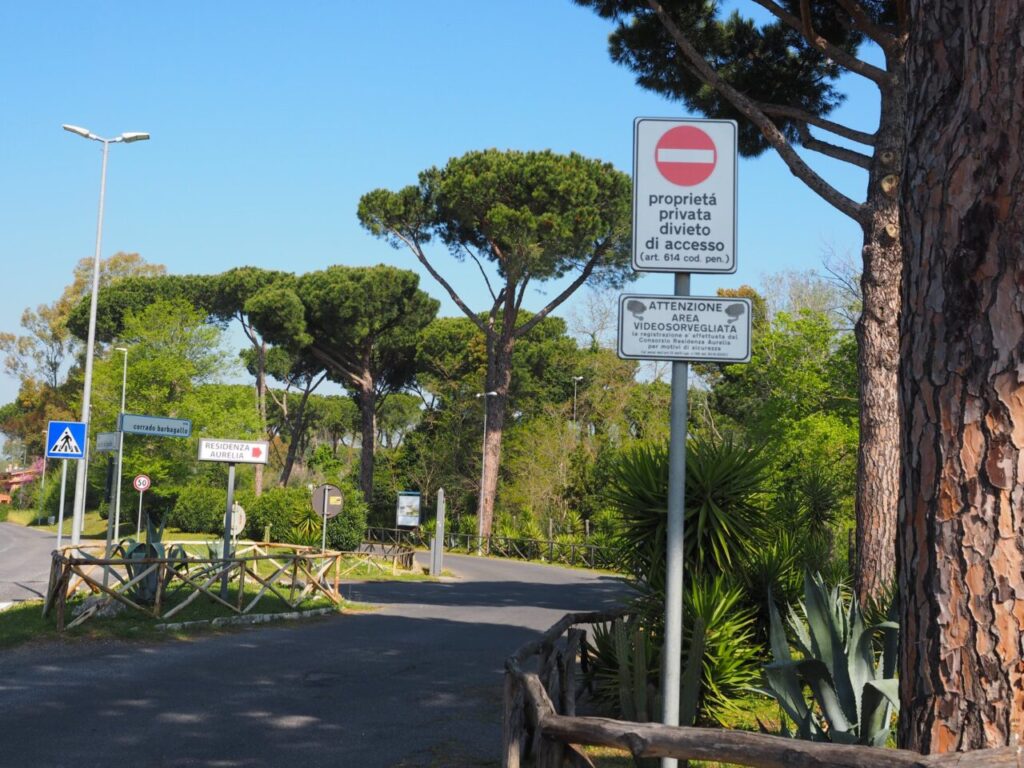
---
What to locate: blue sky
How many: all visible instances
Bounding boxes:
[0,1,877,410]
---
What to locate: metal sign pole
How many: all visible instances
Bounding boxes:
[56,460,69,550]
[661,272,691,768]
[136,490,144,540]
[221,463,236,600]
[320,485,328,553]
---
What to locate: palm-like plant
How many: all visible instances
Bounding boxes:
[606,436,768,583]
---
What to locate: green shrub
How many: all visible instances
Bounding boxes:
[169,485,226,533]
[325,481,368,551]
[245,486,311,542]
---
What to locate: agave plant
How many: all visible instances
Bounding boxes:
[760,572,899,746]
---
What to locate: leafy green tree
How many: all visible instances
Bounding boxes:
[359,149,632,535]
[575,0,906,605]
[89,299,258,497]
[247,265,439,502]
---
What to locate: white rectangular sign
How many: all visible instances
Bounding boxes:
[95,432,120,453]
[396,492,421,528]
[120,413,192,438]
[633,118,737,273]
[198,439,269,465]
[618,294,752,363]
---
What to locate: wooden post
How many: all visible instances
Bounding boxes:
[153,562,166,618]
[333,553,340,598]
[503,672,525,768]
[237,556,246,611]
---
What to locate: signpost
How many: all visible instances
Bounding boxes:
[198,438,269,597]
[617,294,751,362]
[396,492,421,528]
[46,420,87,548]
[95,432,120,453]
[625,117,741,768]
[430,488,447,577]
[632,118,737,274]
[119,413,192,438]
[133,474,151,539]
[312,484,343,552]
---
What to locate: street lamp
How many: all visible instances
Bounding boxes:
[475,391,498,552]
[114,347,128,538]
[63,124,149,544]
[572,376,584,423]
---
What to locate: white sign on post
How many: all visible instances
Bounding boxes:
[633,118,737,274]
[618,294,752,363]
[198,439,269,465]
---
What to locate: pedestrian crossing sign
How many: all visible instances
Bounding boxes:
[46,420,87,459]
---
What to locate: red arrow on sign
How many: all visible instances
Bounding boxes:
[655,126,717,186]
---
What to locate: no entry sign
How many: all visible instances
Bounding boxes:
[633,118,737,274]
[655,126,717,186]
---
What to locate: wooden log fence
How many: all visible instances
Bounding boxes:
[503,610,1024,768]
[41,539,416,631]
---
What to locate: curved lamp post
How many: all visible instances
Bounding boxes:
[63,124,149,544]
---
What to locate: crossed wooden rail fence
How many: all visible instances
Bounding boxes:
[503,610,1024,768]
[42,541,413,631]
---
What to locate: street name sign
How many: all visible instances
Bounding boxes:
[120,413,192,438]
[198,439,269,465]
[617,294,752,363]
[95,432,120,453]
[46,421,87,460]
[633,118,737,274]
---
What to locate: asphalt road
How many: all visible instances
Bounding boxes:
[0,521,56,603]
[0,551,629,767]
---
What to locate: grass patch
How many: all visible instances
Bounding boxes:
[0,585,343,650]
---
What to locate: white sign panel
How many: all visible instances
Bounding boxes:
[618,294,752,363]
[396,492,421,528]
[633,118,737,273]
[120,413,192,438]
[95,432,120,453]
[198,439,269,465]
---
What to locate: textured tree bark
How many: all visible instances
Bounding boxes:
[853,61,906,608]
[253,340,267,496]
[479,335,515,538]
[899,0,1024,751]
[358,379,376,503]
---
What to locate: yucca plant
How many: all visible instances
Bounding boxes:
[605,436,768,582]
[760,572,899,745]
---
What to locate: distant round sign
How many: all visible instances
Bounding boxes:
[230,502,247,536]
[655,125,718,186]
[133,474,151,492]
[312,484,343,519]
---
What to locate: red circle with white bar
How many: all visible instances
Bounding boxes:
[133,474,151,492]
[655,126,717,186]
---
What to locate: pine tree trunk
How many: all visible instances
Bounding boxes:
[358,380,376,503]
[899,0,1024,751]
[254,341,267,496]
[479,336,514,538]
[853,60,906,608]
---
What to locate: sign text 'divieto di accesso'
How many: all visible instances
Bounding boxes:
[633,118,737,273]
[618,294,752,363]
